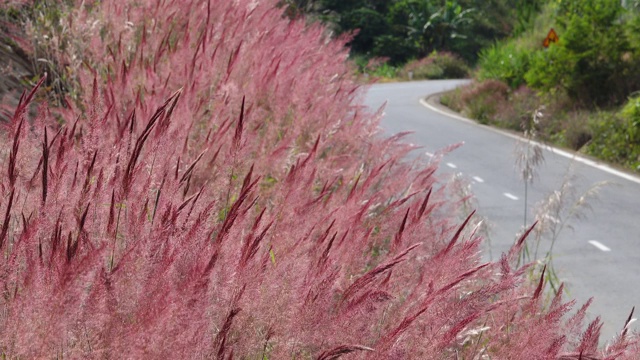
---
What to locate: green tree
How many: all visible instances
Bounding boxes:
[340,8,390,54]
[424,1,474,50]
[386,0,434,59]
[298,0,394,58]
[380,0,475,63]
[450,0,516,62]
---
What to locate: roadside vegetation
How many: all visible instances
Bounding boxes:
[443,0,640,173]
[279,0,505,63]
[355,51,471,82]
[0,0,638,358]
[279,0,544,81]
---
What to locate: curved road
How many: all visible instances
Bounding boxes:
[365,80,640,342]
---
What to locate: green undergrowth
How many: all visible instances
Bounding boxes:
[356,51,470,83]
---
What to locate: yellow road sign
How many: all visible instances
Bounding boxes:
[543,28,559,48]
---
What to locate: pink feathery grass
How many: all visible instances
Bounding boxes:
[0,0,637,358]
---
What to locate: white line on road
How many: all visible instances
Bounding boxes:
[503,193,519,200]
[425,151,434,157]
[588,240,611,252]
[473,176,484,183]
[446,162,457,169]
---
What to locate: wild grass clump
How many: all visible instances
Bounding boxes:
[0,0,638,358]
[399,52,470,81]
[450,79,510,124]
[442,80,536,128]
[354,52,469,83]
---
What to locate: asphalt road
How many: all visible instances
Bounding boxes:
[364,80,640,343]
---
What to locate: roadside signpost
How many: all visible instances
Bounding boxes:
[543,28,559,48]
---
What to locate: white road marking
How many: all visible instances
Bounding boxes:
[425,151,434,157]
[446,162,457,169]
[420,97,640,186]
[503,193,519,200]
[588,240,611,252]
[473,176,484,183]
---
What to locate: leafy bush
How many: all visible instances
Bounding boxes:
[356,56,399,80]
[586,112,636,168]
[585,100,640,170]
[400,51,470,80]
[439,87,462,109]
[0,0,638,358]
[476,40,532,89]
[620,94,640,144]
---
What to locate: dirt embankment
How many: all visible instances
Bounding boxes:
[0,35,34,120]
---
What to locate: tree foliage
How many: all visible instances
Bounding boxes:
[281,0,521,64]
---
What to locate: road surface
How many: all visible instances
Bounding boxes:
[364,80,640,342]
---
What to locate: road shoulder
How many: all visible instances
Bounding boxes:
[421,90,640,186]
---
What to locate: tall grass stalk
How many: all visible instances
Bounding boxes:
[531,167,607,293]
[515,107,608,294]
[515,106,545,266]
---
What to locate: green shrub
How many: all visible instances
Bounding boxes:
[431,51,470,78]
[476,41,532,89]
[352,56,399,80]
[523,45,570,94]
[620,94,640,143]
[439,87,463,110]
[400,51,469,80]
[586,110,640,171]
[370,61,398,79]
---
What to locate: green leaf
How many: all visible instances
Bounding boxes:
[269,247,276,265]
